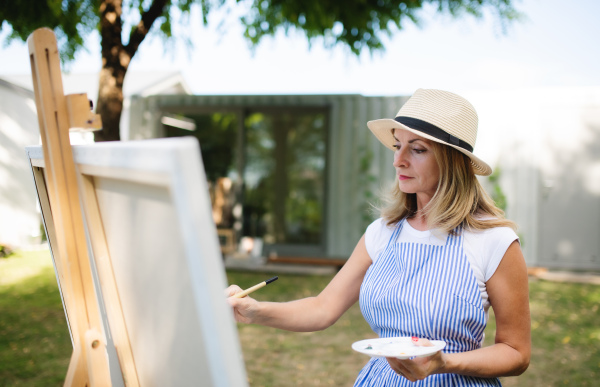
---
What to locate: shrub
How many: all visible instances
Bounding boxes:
[0,243,14,258]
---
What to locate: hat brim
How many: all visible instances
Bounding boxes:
[367,118,492,176]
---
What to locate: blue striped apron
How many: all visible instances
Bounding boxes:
[355,219,501,386]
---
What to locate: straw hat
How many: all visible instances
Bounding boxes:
[367,88,492,176]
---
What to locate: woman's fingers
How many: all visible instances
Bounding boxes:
[387,351,444,382]
[224,284,243,297]
[386,358,416,382]
[226,293,258,324]
[225,285,251,323]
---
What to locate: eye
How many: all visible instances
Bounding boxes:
[413,148,426,154]
[392,144,401,150]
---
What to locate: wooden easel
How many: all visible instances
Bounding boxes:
[27,28,137,386]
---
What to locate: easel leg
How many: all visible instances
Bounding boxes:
[63,330,111,387]
[85,329,111,386]
[64,341,87,387]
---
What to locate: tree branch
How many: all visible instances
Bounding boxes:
[99,0,124,63]
[125,0,170,59]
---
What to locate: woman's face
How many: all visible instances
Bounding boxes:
[392,129,440,203]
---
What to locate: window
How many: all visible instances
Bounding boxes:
[163,107,328,257]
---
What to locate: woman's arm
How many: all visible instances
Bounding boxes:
[226,235,372,332]
[446,239,531,376]
[387,240,531,381]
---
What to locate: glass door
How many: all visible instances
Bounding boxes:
[163,106,328,258]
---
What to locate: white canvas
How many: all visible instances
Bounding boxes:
[26,137,247,387]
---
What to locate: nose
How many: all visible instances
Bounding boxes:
[393,147,408,168]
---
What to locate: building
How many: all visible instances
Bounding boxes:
[129,94,404,260]
[129,88,600,270]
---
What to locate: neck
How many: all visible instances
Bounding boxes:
[416,192,433,210]
[409,192,434,231]
[408,209,429,231]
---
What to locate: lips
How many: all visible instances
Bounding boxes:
[398,175,412,180]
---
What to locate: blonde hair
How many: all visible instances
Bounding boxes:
[379,141,516,233]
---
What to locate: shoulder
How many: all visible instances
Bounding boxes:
[366,217,392,234]
[365,218,398,261]
[467,214,518,247]
[463,225,519,282]
[465,225,518,244]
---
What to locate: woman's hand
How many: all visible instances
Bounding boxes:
[386,351,446,382]
[225,285,261,324]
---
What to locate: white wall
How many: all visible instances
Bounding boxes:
[466,87,600,269]
[0,80,42,247]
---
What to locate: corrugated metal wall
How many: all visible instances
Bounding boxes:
[129,94,406,258]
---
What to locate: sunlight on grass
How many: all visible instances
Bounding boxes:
[0,249,56,287]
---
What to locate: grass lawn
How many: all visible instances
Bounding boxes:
[1,249,599,386]
[0,250,71,387]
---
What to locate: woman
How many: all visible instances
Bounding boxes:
[227,89,531,386]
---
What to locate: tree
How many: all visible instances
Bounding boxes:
[1,0,521,142]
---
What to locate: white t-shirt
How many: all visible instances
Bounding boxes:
[365,218,519,320]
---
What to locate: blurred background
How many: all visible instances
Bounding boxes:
[1,0,599,385]
[1,0,599,269]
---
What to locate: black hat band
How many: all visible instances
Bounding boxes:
[394,116,474,153]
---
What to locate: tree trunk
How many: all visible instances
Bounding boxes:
[94,0,169,142]
[95,66,127,142]
[95,0,127,142]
